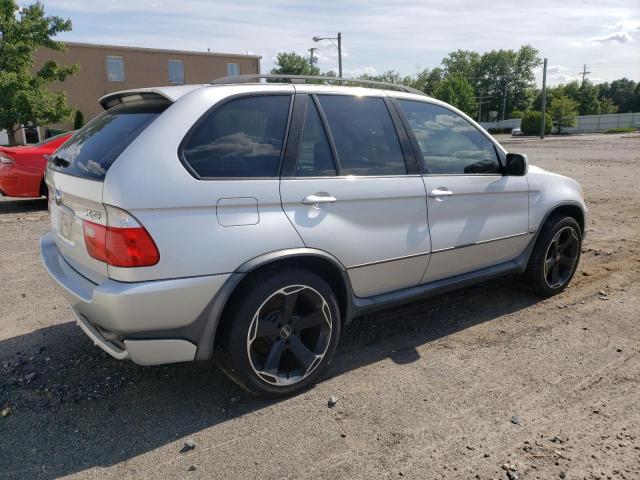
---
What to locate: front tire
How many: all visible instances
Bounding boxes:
[216,267,341,398]
[523,215,582,297]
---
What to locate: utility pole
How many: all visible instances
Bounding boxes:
[308,47,318,66]
[501,79,508,121]
[337,32,342,78]
[541,58,547,139]
[580,64,591,85]
[475,94,493,122]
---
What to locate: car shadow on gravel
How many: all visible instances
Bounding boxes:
[0,277,541,479]
[0,198,47,215]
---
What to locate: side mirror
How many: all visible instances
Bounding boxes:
[504,153,528,176]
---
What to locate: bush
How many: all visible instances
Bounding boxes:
[73,110,85,130]
[603,127,636,134]
[521,111,552,135]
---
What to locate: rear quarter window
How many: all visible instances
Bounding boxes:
[180,95,292,179]
[49,99,169,181]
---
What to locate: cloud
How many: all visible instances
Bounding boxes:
[343,66,377,78]
[36,0,640,86]
[547,65,570,74]
[545,65,580,84]
[604,20,640,31]
[590,31,633,44]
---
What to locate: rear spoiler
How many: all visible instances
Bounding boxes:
[99,89,174,110]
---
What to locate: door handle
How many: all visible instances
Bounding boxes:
[302,193,337,205]
[428,188,454,198]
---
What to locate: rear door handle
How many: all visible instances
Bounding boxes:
[428,188,453,198]
[302,193,337,205]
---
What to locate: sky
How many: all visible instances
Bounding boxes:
[32,0,640,87]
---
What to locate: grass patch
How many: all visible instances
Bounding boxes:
[604,127,637,134]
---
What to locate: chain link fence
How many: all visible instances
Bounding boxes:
[481,112,640,133]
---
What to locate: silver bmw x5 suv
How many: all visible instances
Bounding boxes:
[41,75,586,397]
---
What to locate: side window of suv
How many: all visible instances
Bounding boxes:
[317,95,406,176]
[398,100,501,175]
[182,95,291,178]
[295,98,337,177]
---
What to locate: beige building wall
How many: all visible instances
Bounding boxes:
[33,42,261,129]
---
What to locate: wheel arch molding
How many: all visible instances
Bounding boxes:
[538,201,586,236]
[196,248,356,361]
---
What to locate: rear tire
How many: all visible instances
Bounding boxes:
[523,215,582,297]
[216,267,341,398]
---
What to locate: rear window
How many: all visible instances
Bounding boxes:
[48,99,169,180]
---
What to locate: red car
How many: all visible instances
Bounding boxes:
[0,132,73,198]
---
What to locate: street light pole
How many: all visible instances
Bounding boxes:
[313,32,343,77]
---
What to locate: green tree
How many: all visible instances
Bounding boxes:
[73,109,84,129]
[608,78,636,112]
[520,111,552,135]
[359,69,403,84]
[560,80,581,102]
[0,1,78,145]
[448,45,540,120]
[578,81,600,115]
[420,67,443,95]
[433,75,477,116]
[270,51,320,76]
[598,97,618,114]
[549,95,578,133]
[442,49,481,82]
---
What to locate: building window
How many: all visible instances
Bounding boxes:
[168,59,184,84]
[106,56,125,82]
[227,63,240,77]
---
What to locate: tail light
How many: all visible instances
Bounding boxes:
[83,206,159,267]
[0,154,15,170]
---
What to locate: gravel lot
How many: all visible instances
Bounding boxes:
[1,133,639,480]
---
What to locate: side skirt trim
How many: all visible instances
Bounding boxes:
[351,258,523,317]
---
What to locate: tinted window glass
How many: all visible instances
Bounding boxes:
[317,95,406,176]
[295,99,336,177]
[398,100,500,174]
[182,95,291,178]
[49,100,168,180]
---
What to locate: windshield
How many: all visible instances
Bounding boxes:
[48,99,169,180]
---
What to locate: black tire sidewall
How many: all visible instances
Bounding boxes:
[220,268,341,398]
[527,215,582,296]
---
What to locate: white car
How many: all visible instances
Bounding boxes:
[512,127,523,136]
[41,75,586,397]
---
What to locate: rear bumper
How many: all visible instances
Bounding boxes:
[0,173,20,196]
[40,232,230,365]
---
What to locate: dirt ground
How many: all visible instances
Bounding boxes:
[1,133,639,480]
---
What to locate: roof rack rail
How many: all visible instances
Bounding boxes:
[209,74,426,96]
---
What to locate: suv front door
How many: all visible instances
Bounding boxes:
[395,99,529,283]
[280,93,431,297]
